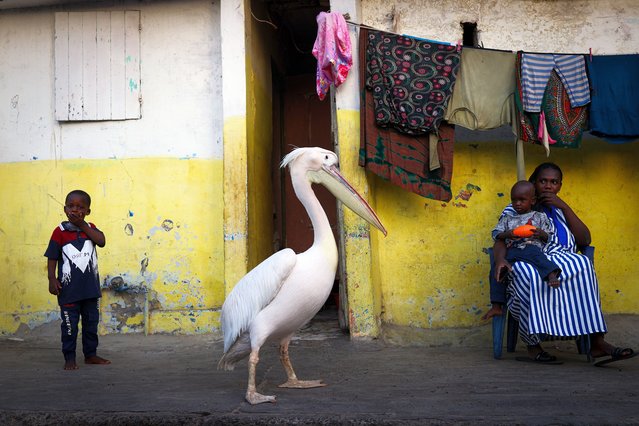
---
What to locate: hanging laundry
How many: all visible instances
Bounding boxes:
[444,48,517,131]
[515,53,588,152]
[364,29,461,135]
[312,11,353,101]
[587,54,639,143]
[359,28,454,202]
[537,111,556,149]
[520,53,590,112]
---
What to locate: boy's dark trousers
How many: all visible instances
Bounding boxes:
[60,298,99,361]
[489,245,561,305]
[505,244,560,282]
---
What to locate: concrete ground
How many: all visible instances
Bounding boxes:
[1,310,638,425]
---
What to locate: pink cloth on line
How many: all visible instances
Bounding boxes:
[312,11,353,100]
[537,112,556,156]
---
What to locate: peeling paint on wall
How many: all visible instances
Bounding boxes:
[346,224,371,239]
[224,232,247,241]
[124,223,134,236]
[161,219,174,231]
[453,183,481,207]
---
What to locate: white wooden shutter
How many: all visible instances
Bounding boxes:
[55,11,141,121]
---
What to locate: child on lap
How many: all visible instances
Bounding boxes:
[483,181,561,320]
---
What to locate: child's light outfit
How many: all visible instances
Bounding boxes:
[490,210,561,303]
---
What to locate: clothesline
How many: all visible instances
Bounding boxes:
[315,11,638,200]
[343,18,612,58]
[345,20,457,47]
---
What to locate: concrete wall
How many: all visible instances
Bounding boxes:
[0,0,225,334]
[2,0,638,342]
[333,0,639,336]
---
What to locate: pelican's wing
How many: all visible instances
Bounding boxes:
[221,248,297,352]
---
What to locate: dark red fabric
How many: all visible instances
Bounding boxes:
[359,28,454,202]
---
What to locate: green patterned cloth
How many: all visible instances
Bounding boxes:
[515,52,589,149]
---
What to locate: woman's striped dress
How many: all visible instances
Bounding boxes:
[498,205,607,345]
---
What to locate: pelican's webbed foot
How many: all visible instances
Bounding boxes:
[245,390,277,405]
[278,379,326,388]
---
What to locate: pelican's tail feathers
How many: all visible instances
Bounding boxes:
[221,248,296,352]
[218,332,251,371]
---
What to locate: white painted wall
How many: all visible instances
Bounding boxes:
[0,0,223,162]
[360,0,639,55]
[221,0,247,119]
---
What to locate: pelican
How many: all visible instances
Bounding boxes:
[218,147,386,405]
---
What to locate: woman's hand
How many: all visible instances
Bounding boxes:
[537,191,568,210]
[539,191,592,247]
[494,258,512,282]
[493,239,510,282]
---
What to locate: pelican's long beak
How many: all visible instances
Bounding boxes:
[311,164,387,236]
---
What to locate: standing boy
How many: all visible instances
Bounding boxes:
[45,190,110,370]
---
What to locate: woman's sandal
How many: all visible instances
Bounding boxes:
[516,351,563,365]
[593,347,637,367]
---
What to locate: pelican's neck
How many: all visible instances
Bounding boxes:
[292,173,335,248]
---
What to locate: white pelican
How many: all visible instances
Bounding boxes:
[218,147,386,405]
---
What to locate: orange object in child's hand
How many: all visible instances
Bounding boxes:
[513,224,536,238]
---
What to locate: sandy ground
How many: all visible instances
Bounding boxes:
[1,311,638,425]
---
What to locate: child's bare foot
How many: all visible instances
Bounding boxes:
[64,359,79,370]
[481,304,503,320]
[85,355,111,365]
[548,271,560,288]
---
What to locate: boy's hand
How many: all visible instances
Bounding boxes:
[65,212,106,247]
[532,228,548,241]
[66,212,86,227]
[48,278,62,296]
[497,230,516,240]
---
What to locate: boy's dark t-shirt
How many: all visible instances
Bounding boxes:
[44,221,102,305]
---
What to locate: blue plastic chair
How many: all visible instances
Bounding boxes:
[489,246,594,361]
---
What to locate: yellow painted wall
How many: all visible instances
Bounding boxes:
[335,110,382,337]
[0,158,225,335]
[330,0,639,338]
[246,1,276,269]
[368,136,639,329]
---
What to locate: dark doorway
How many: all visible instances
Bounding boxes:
[266,1,340,329]
[272,72,342,314]
[279,74,335,253]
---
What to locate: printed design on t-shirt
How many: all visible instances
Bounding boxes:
[60,240,98,285]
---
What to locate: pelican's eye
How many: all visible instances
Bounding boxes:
[325,155,329,160]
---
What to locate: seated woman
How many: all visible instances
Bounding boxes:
[492,162,635,365]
